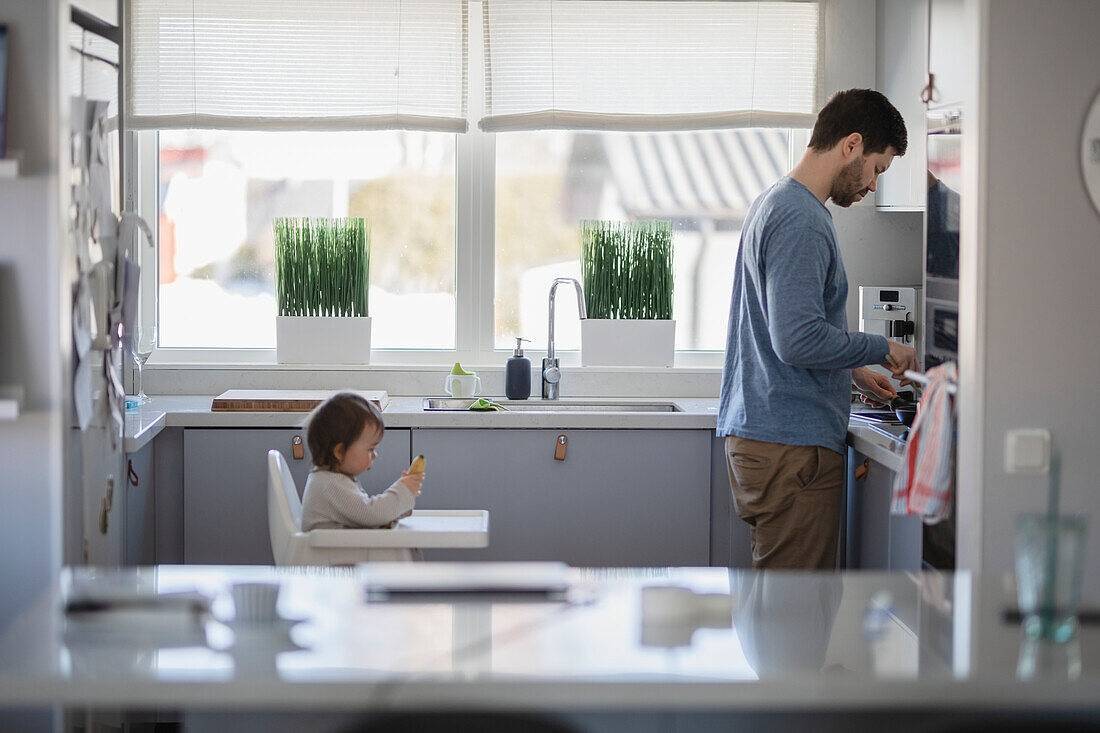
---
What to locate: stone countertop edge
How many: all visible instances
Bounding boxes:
[846,423,907,473]
[124,395,906,474]
[122,410,167,454]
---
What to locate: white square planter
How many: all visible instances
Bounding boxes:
[580,319,675,367]
[276,316,372,364]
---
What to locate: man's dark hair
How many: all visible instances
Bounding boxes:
[305,391,384,470]
[808,88,907,156]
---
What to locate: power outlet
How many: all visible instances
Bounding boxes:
[1004,429,1051,475]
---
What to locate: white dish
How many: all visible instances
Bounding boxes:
[220,616,305,635]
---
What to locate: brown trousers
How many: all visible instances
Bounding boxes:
[724,435,845,570]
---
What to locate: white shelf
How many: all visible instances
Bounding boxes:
[0,159,20,178]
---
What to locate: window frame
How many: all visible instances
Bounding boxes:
[131,1,808,372]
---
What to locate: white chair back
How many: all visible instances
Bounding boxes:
[266,448,482,566]
[267,449,304,565]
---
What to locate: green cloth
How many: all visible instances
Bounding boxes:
[468,398,508,411]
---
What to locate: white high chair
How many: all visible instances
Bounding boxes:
[266,449,489,566]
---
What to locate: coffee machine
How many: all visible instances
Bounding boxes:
[858,285,923,386]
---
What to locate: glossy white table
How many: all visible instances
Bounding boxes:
[0,566,1096,723]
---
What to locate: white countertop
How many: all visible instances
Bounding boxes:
[845,419,907,472]
[122,395,722,453]
[125,395,907,474]
[127,395,722,431]
[0,566,1094,713]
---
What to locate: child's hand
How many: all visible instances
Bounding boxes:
[398,470,425,498]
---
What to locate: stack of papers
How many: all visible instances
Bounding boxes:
[360,562,571,599]
[64,586,212,632]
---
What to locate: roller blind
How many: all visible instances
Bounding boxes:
[481,0,822,132]
[125,0,468,132]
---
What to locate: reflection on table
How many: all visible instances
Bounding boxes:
[0,565,1096,713]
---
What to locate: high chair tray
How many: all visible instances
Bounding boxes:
[307,510,489,549]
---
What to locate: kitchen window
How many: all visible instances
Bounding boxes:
[494,128,798,353]
[127,0,821,365]
[156,129,457,350]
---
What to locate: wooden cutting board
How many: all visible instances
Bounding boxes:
[211,389,388,412]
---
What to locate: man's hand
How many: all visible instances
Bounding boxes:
[853,366,897,406]
[884,341,920,385]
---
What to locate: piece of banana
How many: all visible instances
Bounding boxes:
[408,454,426,474]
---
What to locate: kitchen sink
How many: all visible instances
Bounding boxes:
[421,398,682,413]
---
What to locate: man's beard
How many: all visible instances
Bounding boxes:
[829,157,865,207]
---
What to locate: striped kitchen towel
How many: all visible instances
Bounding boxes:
[892,362,957,524]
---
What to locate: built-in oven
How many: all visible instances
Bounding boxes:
[924,298,958,370]
[925,109,961,368]
[921,108,962,569]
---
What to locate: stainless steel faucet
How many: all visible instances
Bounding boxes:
[542,277,587,400]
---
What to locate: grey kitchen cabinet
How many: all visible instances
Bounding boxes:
[154,427,185,564]
[411,428,711,566]
[77,424,127,566]
[710,435,752,568]
[182,428,412,564]
[845,447,922,570]
[876,0,929,210]
[124,442,156,566]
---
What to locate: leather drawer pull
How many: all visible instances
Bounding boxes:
[554,434,567,461]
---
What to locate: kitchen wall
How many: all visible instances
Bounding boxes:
[0,0,66,729]
[0,0,66,620]
[959,0,1100,609]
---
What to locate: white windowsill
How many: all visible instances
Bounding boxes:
[140,351,726,399]
[142,347,727,370]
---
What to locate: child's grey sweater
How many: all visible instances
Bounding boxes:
[301,469,415,531]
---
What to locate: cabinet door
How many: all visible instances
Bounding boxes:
[183,428,411,564]
[876,0,929,210]
[124,443,156,566]
[711,435,752,568]
[81,424,126,566]
[411,429,711,566]
[846,448,922,570]
[928,0,970,111]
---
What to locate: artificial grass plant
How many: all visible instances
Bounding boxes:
[273,217,369,317]
[581,219,673,320]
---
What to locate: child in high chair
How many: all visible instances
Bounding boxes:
[300,392,424,538]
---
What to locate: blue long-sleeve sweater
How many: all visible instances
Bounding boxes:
[717,177,889,454]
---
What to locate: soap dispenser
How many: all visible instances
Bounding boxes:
[505,337,532,400]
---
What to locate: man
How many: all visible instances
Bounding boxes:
[718,88,920,570]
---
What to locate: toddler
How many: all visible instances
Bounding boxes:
[300,392,425,532]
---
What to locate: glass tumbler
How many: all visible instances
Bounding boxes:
[1014,513,1089,643]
